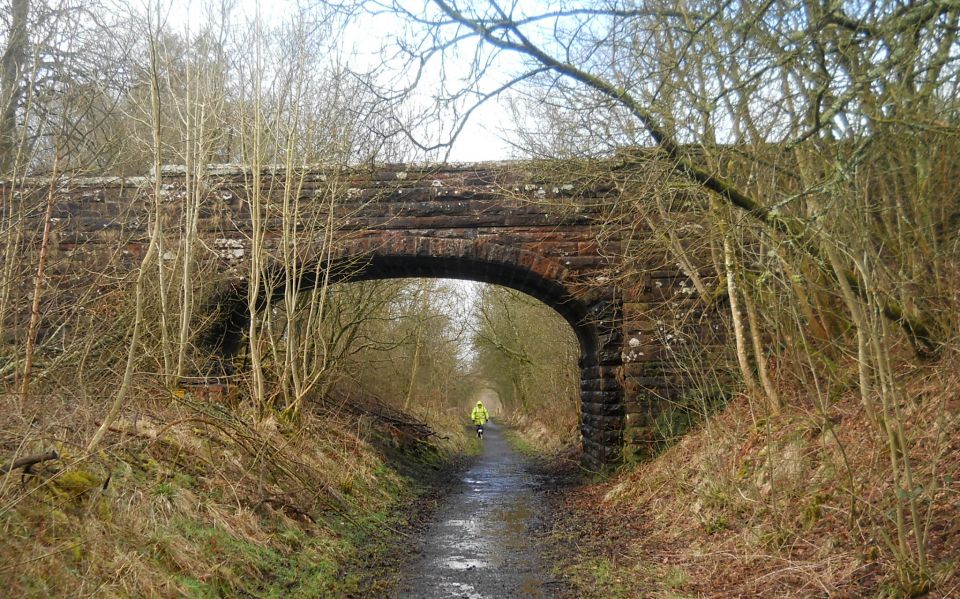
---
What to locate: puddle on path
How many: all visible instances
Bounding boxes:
[395,422,562,598]
[440,557,489,570]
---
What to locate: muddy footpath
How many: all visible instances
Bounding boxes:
[392,421,575,599]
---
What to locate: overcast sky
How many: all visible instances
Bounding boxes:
[165,0,517,163]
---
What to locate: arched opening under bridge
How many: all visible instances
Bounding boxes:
[204,240,624,468]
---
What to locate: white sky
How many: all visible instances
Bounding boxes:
[165,0,517,162]
[340,3,519,162]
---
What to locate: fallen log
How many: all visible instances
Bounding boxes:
[1,449,59,474]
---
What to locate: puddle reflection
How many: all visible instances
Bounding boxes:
[439,582,487,599]
[440,556,489,570]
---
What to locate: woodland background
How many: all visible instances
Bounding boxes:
[0,1,958,596]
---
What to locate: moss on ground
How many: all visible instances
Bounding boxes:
[503,428,539,457]
[0,404,463,598]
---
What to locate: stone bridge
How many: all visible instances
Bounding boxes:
[6,162,712,468]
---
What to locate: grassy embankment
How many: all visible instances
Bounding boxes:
[497,360,959,597]
[535,360,959,598]
[0,391,469,597]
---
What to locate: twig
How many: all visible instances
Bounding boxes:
[0,449,59,474]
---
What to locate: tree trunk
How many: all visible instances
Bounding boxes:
[0,0,29,175]
[19,152,58,405]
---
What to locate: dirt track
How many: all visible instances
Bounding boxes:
[394,421,568,598]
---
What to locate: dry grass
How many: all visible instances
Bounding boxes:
[0,384,453,597]
[501,411,581,457]
[547,356,960,598]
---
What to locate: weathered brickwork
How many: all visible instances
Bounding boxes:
[3,162,714,468]
[621,267,729,460]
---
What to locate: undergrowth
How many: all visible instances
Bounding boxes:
[0,388,464,597]
[545,357,960,598]
[501,413,579,457]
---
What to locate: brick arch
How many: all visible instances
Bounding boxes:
[22,162,708,467]
[320,237,599,361]
[205,236,623,468]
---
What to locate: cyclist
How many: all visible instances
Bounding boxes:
[470,400,490,437]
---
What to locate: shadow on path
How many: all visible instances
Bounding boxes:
[395,422,565,598]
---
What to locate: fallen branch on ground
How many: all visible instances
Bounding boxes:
[1,450,60,474]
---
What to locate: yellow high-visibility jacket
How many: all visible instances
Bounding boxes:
[471,403,489,425]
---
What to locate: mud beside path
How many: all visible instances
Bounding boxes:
[393,422,572,598]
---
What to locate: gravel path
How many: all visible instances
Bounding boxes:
[394,421,564,598]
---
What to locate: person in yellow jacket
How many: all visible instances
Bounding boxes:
[470,400,490,435]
